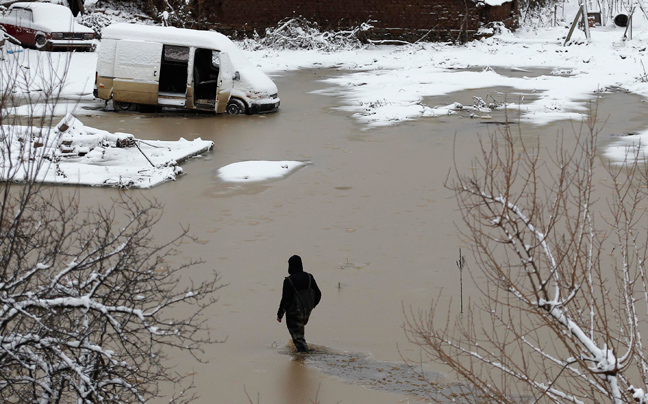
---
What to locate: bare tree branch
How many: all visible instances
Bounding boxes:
[406,115,648,403]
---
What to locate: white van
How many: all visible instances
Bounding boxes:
[94,23,279,114]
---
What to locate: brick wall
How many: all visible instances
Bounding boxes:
[196,0,518,42]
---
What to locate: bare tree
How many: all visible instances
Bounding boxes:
[405,118,648,403]
[0,50,221,403]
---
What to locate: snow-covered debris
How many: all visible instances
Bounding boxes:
[78,0,156,35]
[422,103,462,117]
[240,17,371,52]
[0,114,213,188]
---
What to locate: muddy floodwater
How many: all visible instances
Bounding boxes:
[68,68,648,404]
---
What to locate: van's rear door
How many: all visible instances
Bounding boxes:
[113,40,162,105]
[215,52,234,114]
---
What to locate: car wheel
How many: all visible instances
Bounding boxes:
[113,100,137,112]
[226,99,246,115]
[34,35,47,50]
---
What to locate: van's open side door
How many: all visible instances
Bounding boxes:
[215,52,234,114]
[113,40,163,105]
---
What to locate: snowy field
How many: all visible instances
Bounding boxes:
[2,0,648,187]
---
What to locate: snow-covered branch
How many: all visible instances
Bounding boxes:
[0,184,221,403]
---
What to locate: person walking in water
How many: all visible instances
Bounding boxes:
[277,255,322,353]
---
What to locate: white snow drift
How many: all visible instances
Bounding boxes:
[217,160,308,182]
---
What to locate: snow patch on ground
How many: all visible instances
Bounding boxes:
[604,131,648,163]
[217,160,308,182]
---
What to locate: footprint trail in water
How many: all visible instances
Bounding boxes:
[281,345,483,403]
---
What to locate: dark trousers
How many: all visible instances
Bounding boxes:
[286,313,309,352]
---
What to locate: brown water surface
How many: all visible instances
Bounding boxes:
[70,68,648,403]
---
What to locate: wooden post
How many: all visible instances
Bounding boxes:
[564,4,591,46]
[582,1,591,40]
[564,5,583,45]
[624,7,635,41]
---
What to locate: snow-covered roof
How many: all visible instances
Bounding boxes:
[102,23,238,53]
[4,2,93,33]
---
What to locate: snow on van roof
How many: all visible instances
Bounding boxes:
[101,23,238,53]
[100,23,278,98]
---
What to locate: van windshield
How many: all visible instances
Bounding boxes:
[211,50,220,69]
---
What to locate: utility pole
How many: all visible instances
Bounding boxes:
[456,248,466,314]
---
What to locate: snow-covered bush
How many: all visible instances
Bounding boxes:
[518,0,564,29]
[240,17,372,52]
[78,0,155,36]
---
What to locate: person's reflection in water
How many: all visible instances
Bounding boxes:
[281,356,319,404]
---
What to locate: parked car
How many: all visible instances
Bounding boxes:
[0,2,95,51]
[95,23,280,114]
[0,25,21,52]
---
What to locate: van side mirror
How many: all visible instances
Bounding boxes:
[233,71,240,81]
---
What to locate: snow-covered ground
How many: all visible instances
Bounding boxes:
[241,4,648,162]
[244,17,646,131]
[2,0,648,187]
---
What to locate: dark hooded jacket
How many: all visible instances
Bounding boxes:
[277,255,322,320]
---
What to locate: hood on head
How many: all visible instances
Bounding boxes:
[288,255,303,274]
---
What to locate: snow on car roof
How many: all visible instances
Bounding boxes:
[7,2,93,33]
[11,2,72,19]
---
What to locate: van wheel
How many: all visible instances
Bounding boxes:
[226,99,246,115]
[113,100,137,112]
